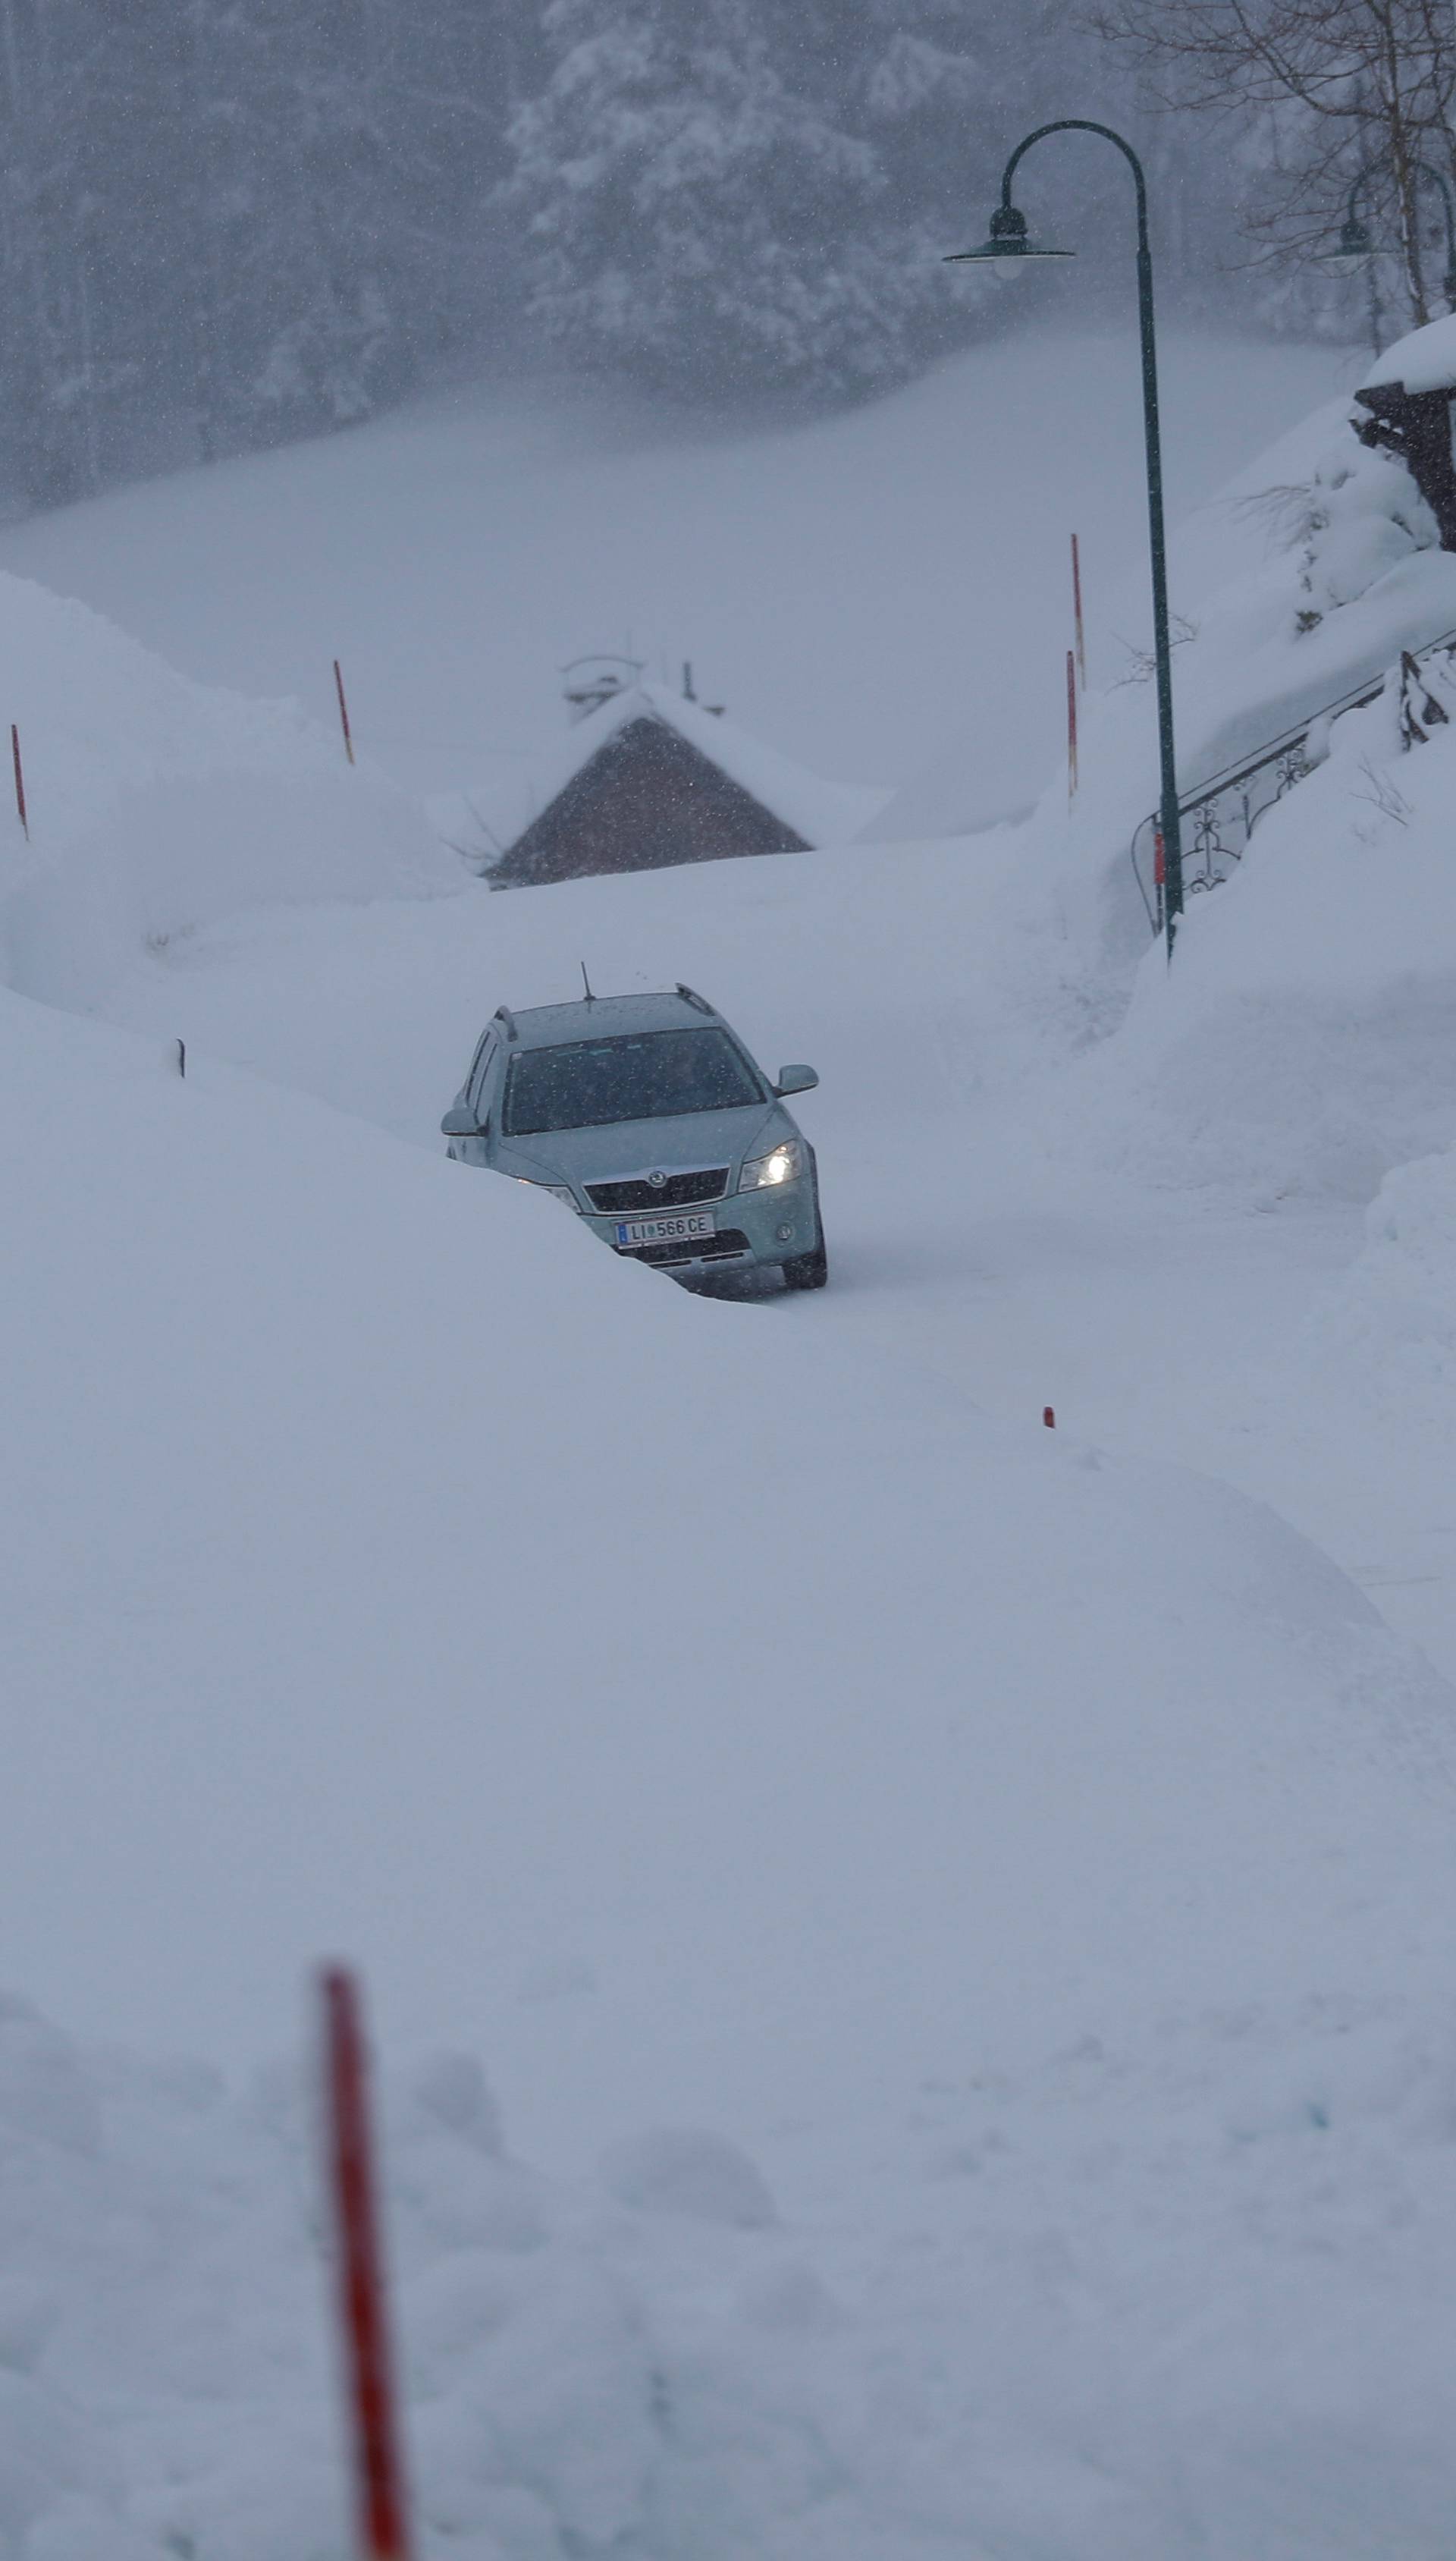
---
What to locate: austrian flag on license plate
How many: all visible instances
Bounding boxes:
[615,1209,717,1249]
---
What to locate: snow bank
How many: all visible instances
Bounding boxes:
[1321,1139,1456,1365]
[11,1925,1456,2557]
[0,570,456,1011]
[1079,684,1456,1198]
[1298,1142,1456,1517]
[1236,1139,1456,1682]
[598,2126,778,2227]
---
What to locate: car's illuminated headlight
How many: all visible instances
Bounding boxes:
[516,1178,578,1208]
[739,1137,804,1191]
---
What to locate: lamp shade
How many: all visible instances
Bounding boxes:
[1326,213,1376,276]
[944,202,1074,281]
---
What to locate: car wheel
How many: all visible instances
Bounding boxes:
[781,1232,828,1292]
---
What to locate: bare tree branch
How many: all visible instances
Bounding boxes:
[1087,0,1456,319]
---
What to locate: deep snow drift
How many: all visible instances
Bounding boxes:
[0,570,454,1013]
[4,322,1456,2556]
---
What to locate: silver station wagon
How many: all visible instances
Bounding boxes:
[442,985,827,1290]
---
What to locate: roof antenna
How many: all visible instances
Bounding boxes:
[581,961,595,1002]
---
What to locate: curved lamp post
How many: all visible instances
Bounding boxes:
[1327,157,1456,306]
[949,121,1184,955]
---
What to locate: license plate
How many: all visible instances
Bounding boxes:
[614,1209,717,1249]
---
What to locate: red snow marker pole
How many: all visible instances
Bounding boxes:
[1043,1406,1056,1428]
[11,724,28,841]
[1071,533,1086,689]
[1066,651,1078,803]
[334,659,356,766]
[321,1967,413,2561]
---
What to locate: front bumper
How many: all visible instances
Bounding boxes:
[579,1171,818,1274]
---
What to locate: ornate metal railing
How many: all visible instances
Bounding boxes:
[1129,623,1456,935]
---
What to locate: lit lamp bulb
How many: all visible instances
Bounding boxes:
[987,206,1029,281]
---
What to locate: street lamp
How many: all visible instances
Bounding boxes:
[973,202,1073,281]
[1326,159,1456,306]
[949,120,1185,956]
[1326,211,1376,278]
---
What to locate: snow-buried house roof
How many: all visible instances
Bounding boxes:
[488,681,888,888]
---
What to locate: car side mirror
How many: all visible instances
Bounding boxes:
[775,1065,818,1097]
[441,1105,484,1139]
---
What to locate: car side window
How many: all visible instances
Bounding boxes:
[467,1034,499,1120]
[463,1030,489,1095]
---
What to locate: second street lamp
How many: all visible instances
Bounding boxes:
[1326,158,1456,308]
[949,120,1185,956]
[1328,211,1376,278]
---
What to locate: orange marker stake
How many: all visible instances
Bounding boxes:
[11,724,28,841]
[334,659,356,765]
[321,1968,413,2561]
[1066,652,1078,803]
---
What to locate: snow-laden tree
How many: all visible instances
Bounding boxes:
[0,0,1397,511]
[504,0,981,401]
[842,0,992,227]
[0,0,117,504]
[187,0,401,454]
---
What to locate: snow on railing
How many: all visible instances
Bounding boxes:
[1129,624,1456,935]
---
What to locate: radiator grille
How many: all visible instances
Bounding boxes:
[586,1167,730,1214]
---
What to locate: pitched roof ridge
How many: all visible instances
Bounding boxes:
[450,671,892,863]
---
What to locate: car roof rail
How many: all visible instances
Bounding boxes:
[493,1004,519,1042]
[675,982,715,1016]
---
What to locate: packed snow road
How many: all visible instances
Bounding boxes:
[96,833,1438,1683]
[9,848,1456,2561]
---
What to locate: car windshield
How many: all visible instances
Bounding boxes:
[504,1028,764,1134]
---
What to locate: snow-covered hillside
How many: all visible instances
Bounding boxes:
[0,326,1361,827]
[5,325,1456,2556]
